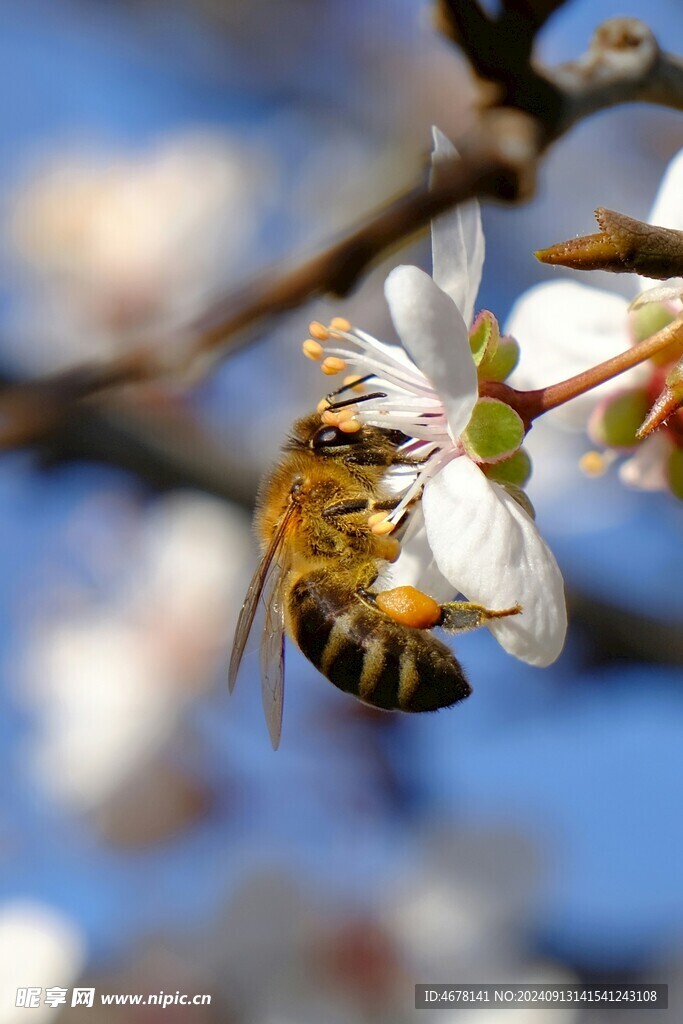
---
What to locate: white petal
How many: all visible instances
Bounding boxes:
[618,432,670,492]
[631,280,683,308]
[636,149,683,295]
[506,280,646,428]
[385,265,478,438]
[648,148,683,230]
[381,507,455,603]
[430,127,484,326]
[422,458,567,666]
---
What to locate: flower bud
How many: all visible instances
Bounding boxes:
[469,310,499,368]
[461,397,525,463]
[631,302,676,345]
[589,389,649,449]
[481,337,520,382]
[483,447,532,487]
[637,356,683,438]
[536,208,683,280]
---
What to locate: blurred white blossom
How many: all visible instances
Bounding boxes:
[0,901,85,1024]
[184,830,578,1024]
[6,132,267,372]
[19,494,251,812]
[507,147,683,495]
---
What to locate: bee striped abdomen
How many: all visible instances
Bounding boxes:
[287,571,471,712]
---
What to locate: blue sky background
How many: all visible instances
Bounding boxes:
[2,1,683,1016]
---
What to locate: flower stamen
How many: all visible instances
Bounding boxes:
[302,338,324,361]
[579,449,617,477]
[308,320,330,341]
[368,513,395,535]
[321,356,347,375]
[302,317,453,445]
[339,418,361,433]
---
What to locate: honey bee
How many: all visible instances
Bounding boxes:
[229,400,520,748]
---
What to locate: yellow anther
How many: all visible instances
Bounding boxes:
[343,375,365,391]
[302,339,323,361]
[321,356,347,376]
[339,418,361,433]
[317,397,331,414]
[371,519,396,536]
[329,316,351,333]
[368,512,395,535]
[322,406,353,425]
[579,450,609,477]
[308,321,330,341]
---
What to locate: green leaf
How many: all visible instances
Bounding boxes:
[469,310,499,367]
[480,338,520,382]
[631,301,675,344]
[483,447,532,487]
[589,389,649,449]
[461,398,525,463]
[668,447,683,500]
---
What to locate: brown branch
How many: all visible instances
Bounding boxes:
[0,358,258,508]
[437,0,565,120]
[187,127,534,364]
[482,316,683,427]
[550,19,683,134]
[0,10,682,479]
[185,17,683,368]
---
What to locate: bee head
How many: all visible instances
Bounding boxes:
[310,425,360,451]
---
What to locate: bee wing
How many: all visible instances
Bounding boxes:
[228,504,294,695]
[260,570,287,750]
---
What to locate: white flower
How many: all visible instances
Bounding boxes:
[631,148,683,309]
[507,147,683,494]
[19,494,251,812]
[307,128,566,667]
[7,132,263,373]
[0,901,85,1021]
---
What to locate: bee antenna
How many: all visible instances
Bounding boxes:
[327,390,387,412]
[324,373,375,404]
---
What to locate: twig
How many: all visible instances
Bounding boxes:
[0,358,258,507]
[37,397,260,508]
[437,0,565,121]
[187,132,529,364]
[185,15,683,365]
[1,7,683,477]
[482,316,683,428]
[552,18,683,134]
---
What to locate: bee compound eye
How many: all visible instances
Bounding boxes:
[311,425,356,449]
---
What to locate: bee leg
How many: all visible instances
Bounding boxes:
[323,497,404,545]
[392,451,433,466]
[322,498,371,519]
[322,498,377,540]
[371,588,522,633]
[373,586,443,629]
[322,499,403,558]
[322,497,399,519]
[369,498,401,512]
[354,565,384,612]
[440,601,522,634]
